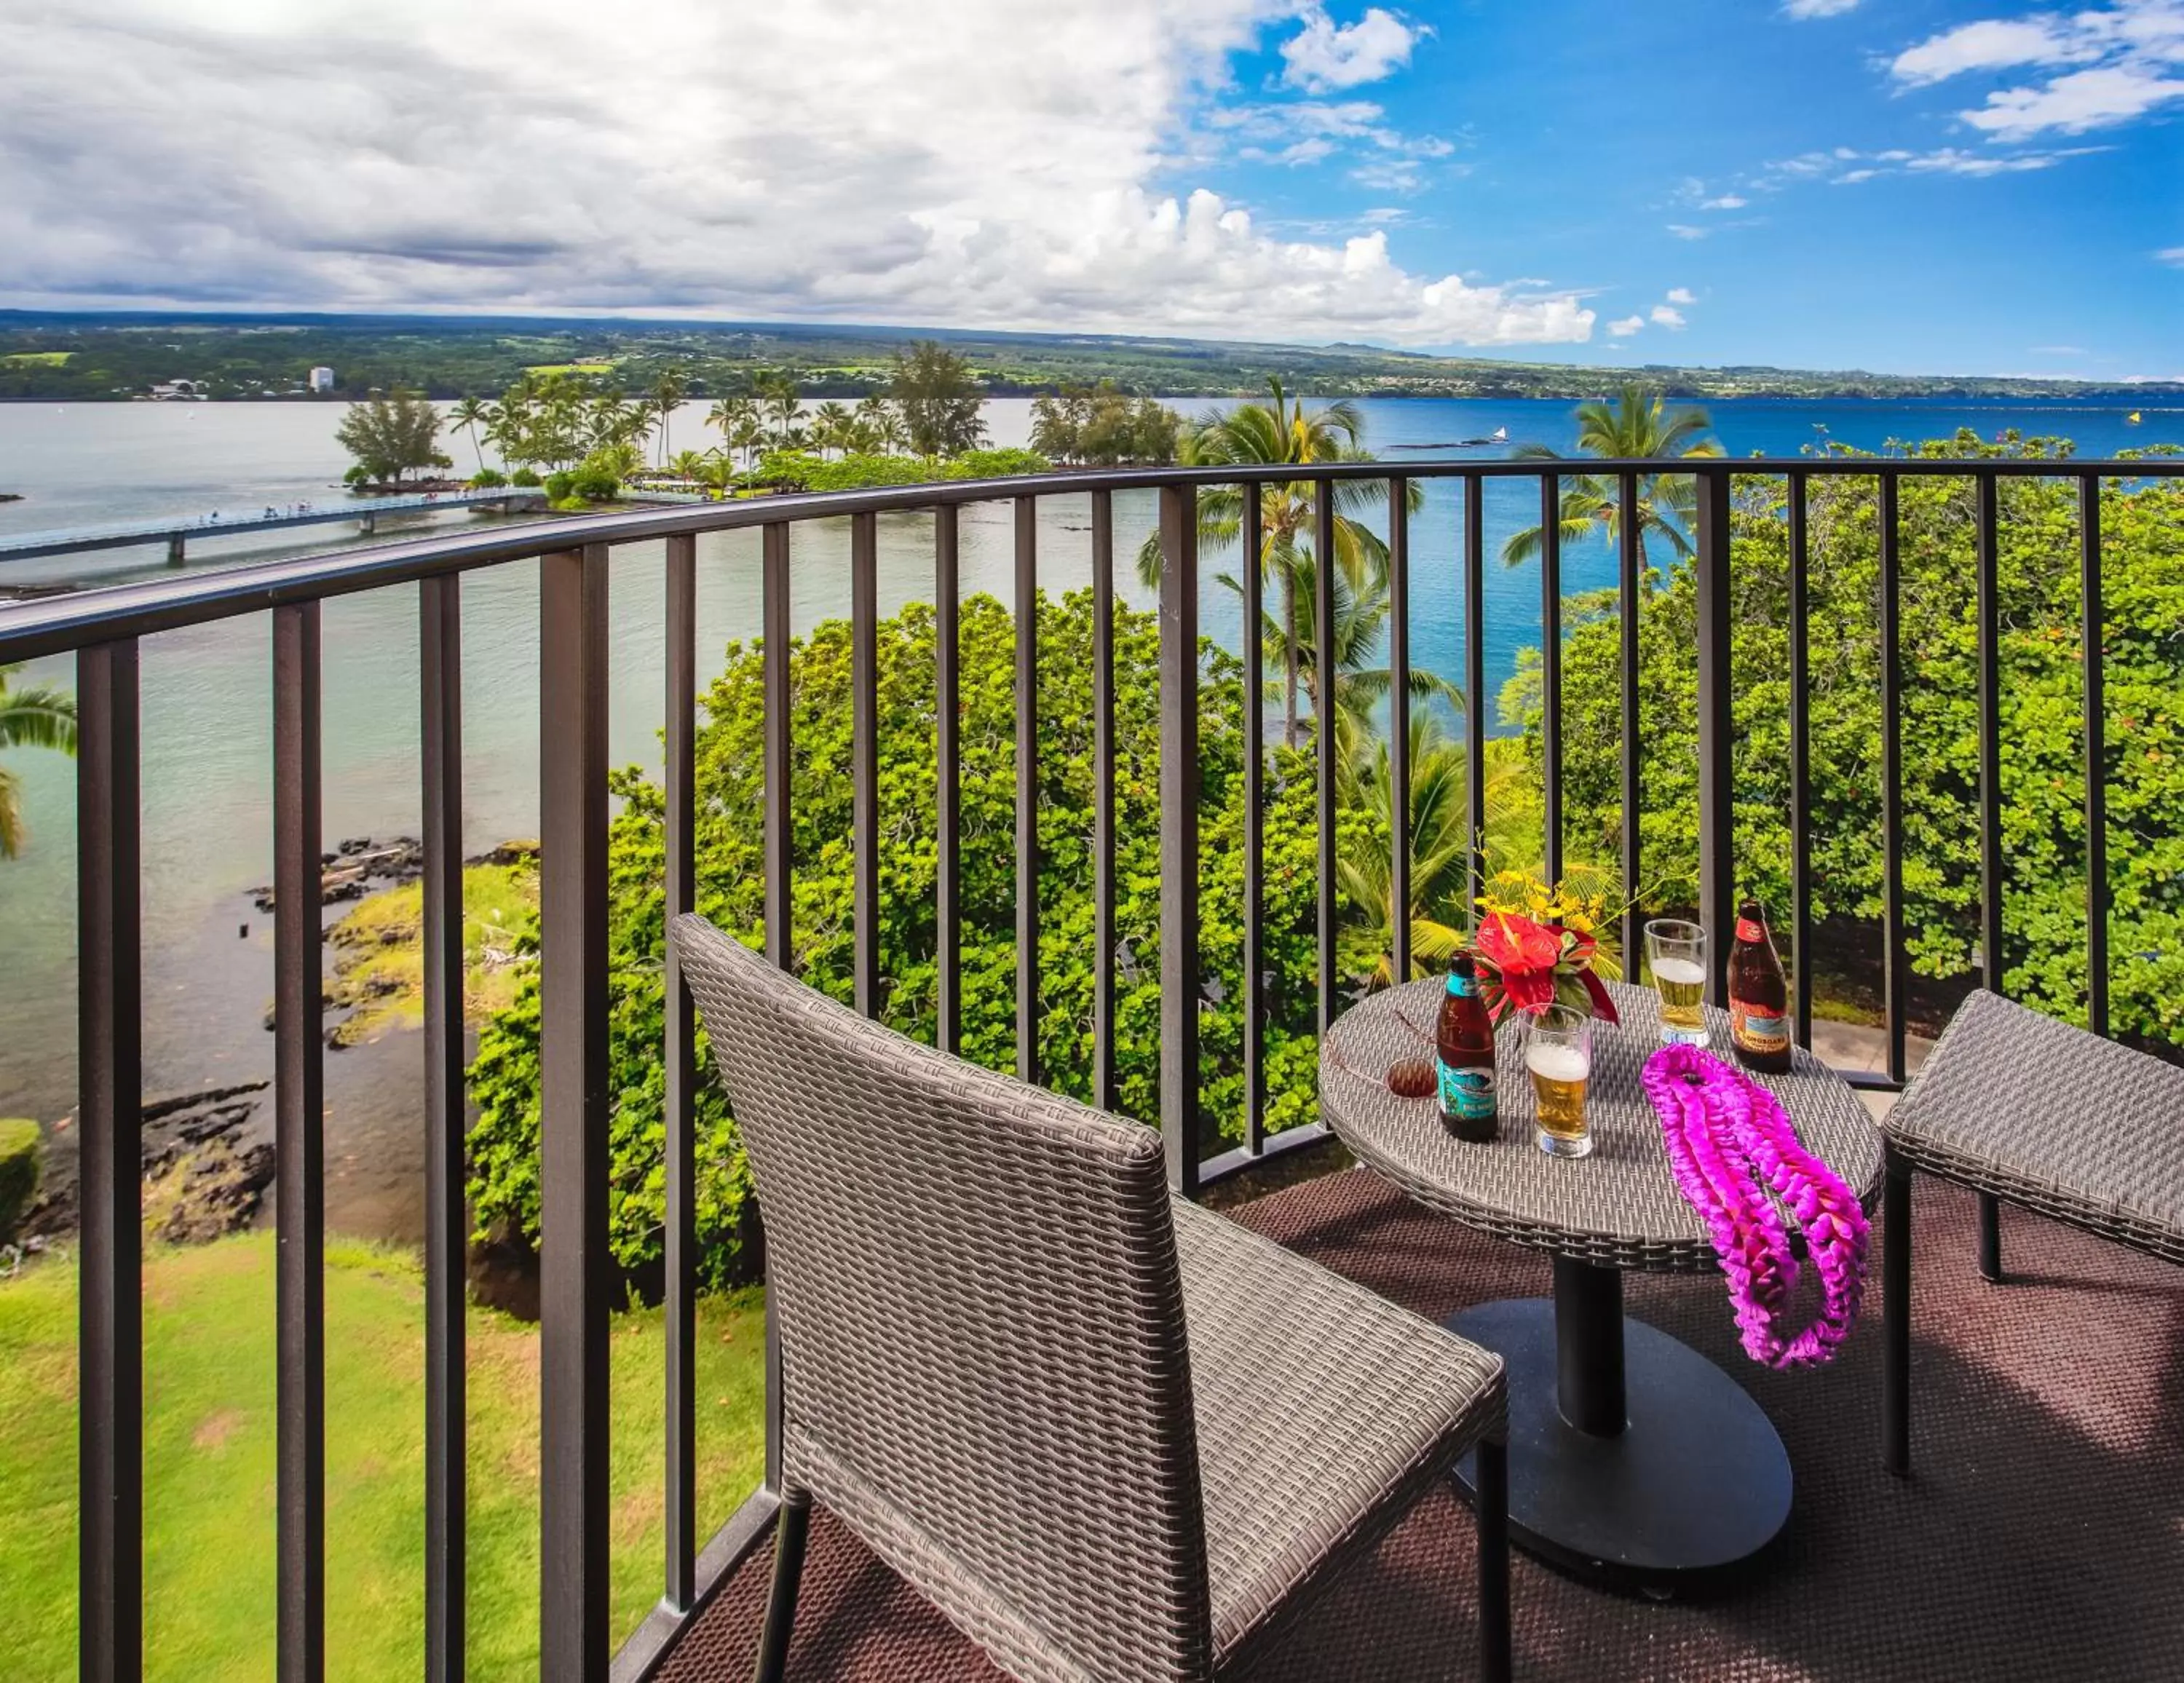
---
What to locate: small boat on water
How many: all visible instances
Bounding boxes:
[1390,427,1512,450]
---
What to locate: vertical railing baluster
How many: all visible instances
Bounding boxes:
[77,635,142,1683]
[763,522,793,975]
[539,546,610,1683]
[419,577,467,1681]
[273,601,325,1683]
[1788,472,1813,1048]
[1878,476,1907,1084]
[1693,470,1734,1003]
[934,507,961,1056]
[1976,472,2004,994]
[1463,472,1487,922]
[1387,478,1411,988]
[1241,486,1265,1150]
[1015,496,1040,1082]
[760,521,790,1502]
[1091,491,1117,1112]
[1539,472,1563,885]
[661,535,697,1613]
[1316,484,1338,1033]
[1159,484,1200,1195]
[1618,472,1642,963]
[2081,472,2108,1037]
[852,512,880,1019]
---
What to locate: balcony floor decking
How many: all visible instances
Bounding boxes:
[658,1167,2183,1683]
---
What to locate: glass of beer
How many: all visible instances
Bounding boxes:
[1645,918,1709,1046]
[1527,1005,1594,1159]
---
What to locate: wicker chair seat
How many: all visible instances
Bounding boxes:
[1884,990,2184,1265]
[1171,1200,1506,1671]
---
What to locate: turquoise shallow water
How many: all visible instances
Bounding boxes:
[0,393,2172,1232]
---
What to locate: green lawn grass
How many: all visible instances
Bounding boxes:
[1,350,71,365]
[0,1235,767,1681]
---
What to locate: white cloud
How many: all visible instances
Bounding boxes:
[1701,194,1748,210]
[1608,314,1646,336]
[1891,18,2097,85]
[2030,344,2089,355]
[1962,63,2184,136]
[1783,0,1859,16]
[1764,143,2103,187]
[2159,245,2184,265]
[1891,1,2184,138]
[1667,223,1709,239]
[1650,305,1687,328]
[0,0,1593,346]
[1280,6,1425,92]
[1664,286,1696,304]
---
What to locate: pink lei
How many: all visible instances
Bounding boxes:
[1642,1043,1870,1369]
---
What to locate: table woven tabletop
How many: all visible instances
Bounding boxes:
[1320,978,1886,1273]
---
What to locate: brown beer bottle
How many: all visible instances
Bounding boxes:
[1727,897,1792,1073]
[1436,952,1499,1141]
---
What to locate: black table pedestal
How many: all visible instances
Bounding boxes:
[1451,1257,1792,1593]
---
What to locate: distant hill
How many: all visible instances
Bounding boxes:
[1,309,2177,405]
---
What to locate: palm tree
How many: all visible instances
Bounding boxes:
[856,395,906,453]
[1233,547,1461,767]
[811,400,855,459]
[649,367,689,467]
[1139,378,1423,749]
[1336,716,1481,986]
[759,376,802,447]
[449,395,491,474]
[727,415,768,470]
[0,665,77,859]
[707,395,756,449]
[1500,384,1723,577]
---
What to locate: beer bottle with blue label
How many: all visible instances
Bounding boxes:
[1436,952,1499,1141]
[1728,897,1792,1073]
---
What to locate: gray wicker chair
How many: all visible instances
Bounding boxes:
[670,914,1511,1683]
[1880,989,2184,1475]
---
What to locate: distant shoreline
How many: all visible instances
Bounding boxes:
[5,311,2180,406]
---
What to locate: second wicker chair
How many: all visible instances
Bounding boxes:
[671,913,1511,1683]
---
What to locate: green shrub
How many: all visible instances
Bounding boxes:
[509,467,542,487]
[469,467,508,488]
[464,590,1330,1286]
[542,471,574,502]
[941,446,1051,480]
[568,465,620,502]
[0,1119,39,1243]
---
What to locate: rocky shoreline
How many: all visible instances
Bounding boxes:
[20,1080,276,1252]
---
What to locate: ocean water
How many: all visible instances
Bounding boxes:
[0,393,2172,1235]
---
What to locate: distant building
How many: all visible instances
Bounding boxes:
[309,366,336,392]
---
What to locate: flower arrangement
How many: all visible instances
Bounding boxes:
[1465,866,1627,1024]
[1642,1043,1870,1368]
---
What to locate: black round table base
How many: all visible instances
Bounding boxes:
[1450,1298,1792,1594]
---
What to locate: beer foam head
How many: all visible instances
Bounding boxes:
[1652,957,1705,986]
[1525,1042,1589,1082]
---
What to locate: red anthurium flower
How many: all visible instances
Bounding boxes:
[1473,912,1562,974]
[1578,966,1621,1025]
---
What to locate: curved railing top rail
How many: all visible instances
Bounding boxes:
[1,455,2175,663]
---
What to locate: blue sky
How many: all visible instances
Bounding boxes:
[1,0,2177,376]
[1198,1,2183,375]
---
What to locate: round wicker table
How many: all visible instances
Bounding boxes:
[1320,977,1883,1591]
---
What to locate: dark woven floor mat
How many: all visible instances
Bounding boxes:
[656,1169,2184,1682]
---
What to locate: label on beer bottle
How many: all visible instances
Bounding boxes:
[1730,999,1790,1055]
[1447,968,1478,998]
[1438,1059,1497,1122]
[1736,917,1767,946]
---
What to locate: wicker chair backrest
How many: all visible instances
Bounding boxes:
[671,914,1213,1683]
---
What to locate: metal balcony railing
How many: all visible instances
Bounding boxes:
[2,454,2174,1683]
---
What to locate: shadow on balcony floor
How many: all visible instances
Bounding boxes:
[657,1169,2184,1682]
